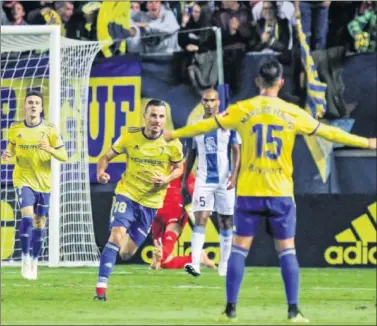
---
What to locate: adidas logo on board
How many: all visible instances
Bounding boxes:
[324,202,376,265]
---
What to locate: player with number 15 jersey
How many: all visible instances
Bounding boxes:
[165,59,376,322]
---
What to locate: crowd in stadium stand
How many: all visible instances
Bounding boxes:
[1,1,375,116]
[1,1,375,53]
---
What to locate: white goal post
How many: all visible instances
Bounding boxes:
[1,25,101,267]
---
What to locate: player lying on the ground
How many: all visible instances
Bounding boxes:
[1,90,67,280]
[164,59,376,323]
[183,89,241,278]
[94,99,184,301]
[149,170,215,270]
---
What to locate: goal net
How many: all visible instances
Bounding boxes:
[1,25,101,266]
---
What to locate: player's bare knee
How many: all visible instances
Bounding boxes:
[233,234,253,250]
[274,238,295,252]
[33,215,46,229]
[218,214,233,230]
[109,227,126,247]
[194,211,210,226]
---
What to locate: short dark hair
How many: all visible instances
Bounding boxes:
[258,58,283,89]
[55,1,74,10]
[25,90,44,106]
[144,99,166,113]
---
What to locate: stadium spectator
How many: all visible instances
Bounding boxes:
[348,2,376,53]
[27,1,75,37]
[54,1,74,24]
[254,1,292,64]
[299,0,331,50]
[212,1,256,94]
[213,1,255,51]
[132,0,181,53]
[252,0,296,26]
[178,3,217,91]
[131,0,148,22]
[252,0,295,50]
[10,2,27,25]
[131,1,141,15]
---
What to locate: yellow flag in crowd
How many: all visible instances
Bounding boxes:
[296,19,332,183]
[97,1,131,57]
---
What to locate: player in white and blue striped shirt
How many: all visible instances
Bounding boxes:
[182,89,241,277]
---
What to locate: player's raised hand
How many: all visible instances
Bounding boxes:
[39,137,53,153]
[1,150,12,161]
[152,175,170,186]
[368,138,376,150]
[163,130,173,142]
[226,174,237,190]
[97,172,110,184]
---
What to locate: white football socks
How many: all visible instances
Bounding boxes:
[191,225,206,270]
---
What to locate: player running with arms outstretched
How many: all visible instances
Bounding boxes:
[1,91,67,280]
[183,89,241,277]
[165,59,377,322]
[94,99,184,301]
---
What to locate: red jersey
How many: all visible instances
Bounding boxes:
[152,172,195,240]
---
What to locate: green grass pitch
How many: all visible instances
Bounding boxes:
[1,266,376,325]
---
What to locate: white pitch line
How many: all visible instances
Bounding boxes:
[2,270,133,275]
[312,287,376,291]
[1,283,221,290]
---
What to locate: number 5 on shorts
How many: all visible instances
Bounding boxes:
[199,196,206,207]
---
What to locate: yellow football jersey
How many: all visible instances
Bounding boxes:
[215,96,319,197]
[172,95,369,197]
[7,120,65,193]
[112,127,184,209]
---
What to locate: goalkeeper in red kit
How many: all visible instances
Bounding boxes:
[150,168,215,270]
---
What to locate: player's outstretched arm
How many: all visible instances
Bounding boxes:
[165,104,242,141]
[97,149,119,184]
[315,123,376,149]
[295,108,376,149]
[166,118,219,140]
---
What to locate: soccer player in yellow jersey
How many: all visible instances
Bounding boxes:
[1,91,67,280]
[94,99,184,301]
[165,59,377,322]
